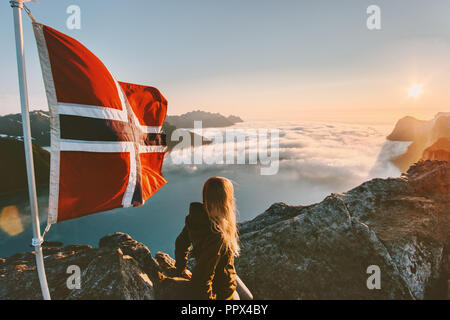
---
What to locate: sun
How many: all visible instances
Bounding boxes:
[408,84,423,99]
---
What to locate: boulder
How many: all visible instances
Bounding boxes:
[0,234,157,300]
[235,161,449,299]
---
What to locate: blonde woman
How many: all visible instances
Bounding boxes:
[174,176,253,300]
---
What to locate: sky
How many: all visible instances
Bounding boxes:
[1,0,449,124]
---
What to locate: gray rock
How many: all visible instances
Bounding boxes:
[0,233,158,300]
[67,248,154,300]
[235,161,449,299]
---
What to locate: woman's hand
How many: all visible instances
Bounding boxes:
[180,269,192,279]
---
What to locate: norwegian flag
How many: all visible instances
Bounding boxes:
[33,23,168,224]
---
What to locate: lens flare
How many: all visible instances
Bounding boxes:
[0,205,24,236]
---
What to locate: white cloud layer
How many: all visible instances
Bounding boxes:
[164,120,399,192]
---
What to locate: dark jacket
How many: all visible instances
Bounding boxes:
[175,202,237,300]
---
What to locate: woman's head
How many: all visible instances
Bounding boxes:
[202,177,240,257]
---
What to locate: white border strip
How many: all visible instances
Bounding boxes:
[139,145,167,153]
[58,102,128,122]
[121,147,136,208]
[33,23,60,225]
[60,140,135,152]
[141,126,163,133]
[58,102,162,133]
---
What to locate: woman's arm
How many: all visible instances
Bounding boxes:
[190,233,223,300]
[175,223,191,274]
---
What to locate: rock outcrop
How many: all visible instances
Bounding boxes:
[0,231,199,300]
[421,138,450,162]
[236,160,449,299]
[386,113,450,172]
[0,235,156,299]
[1,161,448,300]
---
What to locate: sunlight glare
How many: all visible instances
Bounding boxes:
[408,84,423,99]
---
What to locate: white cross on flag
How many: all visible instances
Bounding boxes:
[33,23,168,224]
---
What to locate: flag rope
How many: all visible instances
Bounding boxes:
[22,3,37,23]
[10,1,37,23]
[42,223,51,240]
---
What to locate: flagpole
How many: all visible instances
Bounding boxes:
[10,0,51,300]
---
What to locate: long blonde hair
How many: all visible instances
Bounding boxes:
[202,177,240,257]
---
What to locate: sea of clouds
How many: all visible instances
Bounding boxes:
[164,120,408,194]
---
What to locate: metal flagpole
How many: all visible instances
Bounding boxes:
[10,0,51,300]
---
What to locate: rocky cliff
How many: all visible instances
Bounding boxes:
[421,138,450,162]
[236,160,449,299]
[1,161,448,300]
[386,113,450,172]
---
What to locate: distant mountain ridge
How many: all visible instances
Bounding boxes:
[0,110,243,147]
[0,137,50,195]
[166,110,243,128]
[0,110,50,147]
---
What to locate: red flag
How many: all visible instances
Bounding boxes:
[33,23,167,223]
